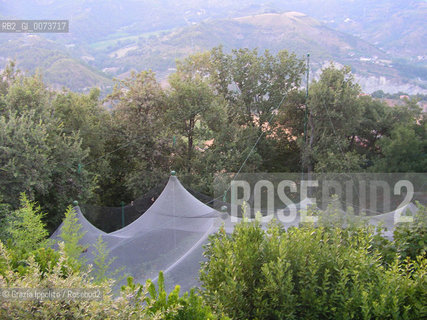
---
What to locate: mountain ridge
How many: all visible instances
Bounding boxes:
[0,35,113,92]
[0,1,425,94]
[100,12,426,93]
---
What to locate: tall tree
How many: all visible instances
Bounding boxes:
[373,123,426,172]
[107,71,170,201]
[206,47,306,173]
[52,88,111,203]
[0,68,93,230]
[304,65,364,172]
[208,47,305,126]
[371,99,426,172]
[167,57,217,175]
[356,95,394,162]
[0,104,93,228]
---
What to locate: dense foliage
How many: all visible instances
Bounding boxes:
[0,243,223,319]
[0,47,425,230]
[0,200,225,319]
[0,193,425,319]
[394,202,427,260]
[0,63,96,230]
[200,213,427,319]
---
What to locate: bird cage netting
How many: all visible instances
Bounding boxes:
[79,180,168,233]
[51,175,222,292]
[51,173,425,293]
[79,179,226,233]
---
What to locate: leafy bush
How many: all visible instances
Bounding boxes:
[0,194,48,253]
[91,235,123,284]
[0,195,11,228]
[0,194,50,275]
[394,202,427,260]
[57,205,87,271]
[0,241,223,319]
[0,241,114,319]
[304,199,398,266]
[123,272,224,320]
[32,247,61,277]
[200,219,427,319]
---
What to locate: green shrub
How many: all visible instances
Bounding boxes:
[32,247,61,277]
[1,240,223,319]
[91,235,124,284]
[0,194,48,253]
[394,202,427,260]
[0,194,50,275]
[0,195,11,233]
[0,241,114,319]
[305,199,398,266]
[200,219,426,319]
[122,272,226,320]
[57,205,88,271]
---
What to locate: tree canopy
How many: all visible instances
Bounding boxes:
[0,49,425,229]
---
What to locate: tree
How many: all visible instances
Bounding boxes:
[167,65,217,174]
[0,110,51,204]
[190,47,306,175]
[3,69,51,117]
[368,97,425,172]
[303,65,364,172]
[107,71,170,201]
[0,67,94,230]
[373,123,426,172]
[52,88,111,203]
[0,61,20,111]
[273,89,308,172]
[356,95,395,163]
[58,205,87,271]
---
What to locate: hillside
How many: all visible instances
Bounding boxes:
[2,0,424,57]
[93,12,426,93]
[313,0,427,58]
[2,0,425,58]
[0,35,113,92]
[95,11,385,71]
[0,1,425,94]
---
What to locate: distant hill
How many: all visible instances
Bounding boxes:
[1,0,424,57]
[96,11,386,73]
[95,12,427,93]
[316,0,427,58]
[0,1,425,93]
[0,35,113,92]
[2,0,424,58]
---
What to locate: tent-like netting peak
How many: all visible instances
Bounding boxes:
[51,174,421,293]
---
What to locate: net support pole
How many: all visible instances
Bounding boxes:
[302,53,310,181]
[304,53,310,152]
[120,201,125,228]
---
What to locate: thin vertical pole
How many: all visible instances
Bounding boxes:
[121,201,125,228]
[304,53,310,146]
[302,53,310,180]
